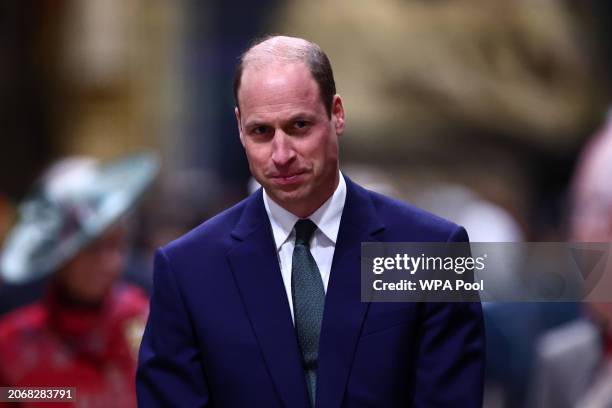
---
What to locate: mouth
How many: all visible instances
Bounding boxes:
[270,171,306,186]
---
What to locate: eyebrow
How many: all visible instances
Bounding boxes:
[243,112,315,129]
[243,120,268,130]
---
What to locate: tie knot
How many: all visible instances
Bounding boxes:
[294,219,317,247]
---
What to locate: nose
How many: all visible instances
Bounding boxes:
[271,132,296,167]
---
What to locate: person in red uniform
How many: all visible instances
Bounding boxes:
[0,153,158,408]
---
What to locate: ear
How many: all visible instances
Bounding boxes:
[331,94,345,136]
[235,106,245,147]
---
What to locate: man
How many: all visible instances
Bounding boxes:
[137,36,485,407]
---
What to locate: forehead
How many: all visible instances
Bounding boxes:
[238,62,324,119]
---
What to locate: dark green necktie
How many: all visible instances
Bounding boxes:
[292,219,325,407]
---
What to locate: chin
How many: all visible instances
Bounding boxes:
[273,193,303,209]
[272,185,309,202]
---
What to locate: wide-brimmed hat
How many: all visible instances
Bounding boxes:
[0,152,159,284]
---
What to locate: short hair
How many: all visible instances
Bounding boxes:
[233,35,337,117]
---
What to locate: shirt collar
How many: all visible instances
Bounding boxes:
[263,172,347,250]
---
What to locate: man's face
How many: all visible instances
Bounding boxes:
[236,62,345,217]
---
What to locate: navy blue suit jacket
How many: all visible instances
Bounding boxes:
[137,177,485,407]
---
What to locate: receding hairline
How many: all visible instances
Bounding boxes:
[241,36,318,69]
[234,35,337,117]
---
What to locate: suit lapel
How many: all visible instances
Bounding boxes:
[316,178,385,408]
[228,191,310,408]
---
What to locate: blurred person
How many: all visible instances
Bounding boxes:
[0,153,158,408]
[137,35,485,407]
[530,112,612,408]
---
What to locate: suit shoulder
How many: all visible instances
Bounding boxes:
[366,189,463,240]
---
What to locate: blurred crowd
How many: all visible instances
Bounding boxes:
[2,0,612,407]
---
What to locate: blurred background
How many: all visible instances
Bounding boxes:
[2,0,612,407]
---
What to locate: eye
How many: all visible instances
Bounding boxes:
[251,125,271,136]
[294,120,309,130]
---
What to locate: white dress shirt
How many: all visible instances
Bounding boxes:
[263,172,347,322]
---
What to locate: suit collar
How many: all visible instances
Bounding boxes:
[337,175,385,237]
[227,195,311,408]
[229,188,267,241]
[315,176,384,407]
